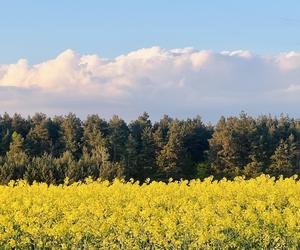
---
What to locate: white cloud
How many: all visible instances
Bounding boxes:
[1,47,300,122]
[285,84,300,93]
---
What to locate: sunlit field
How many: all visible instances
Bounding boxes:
[0,175,300,249]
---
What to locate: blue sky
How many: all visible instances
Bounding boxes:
[1,1,300,64]
[1,1,300,122]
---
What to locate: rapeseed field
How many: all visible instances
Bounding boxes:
[0,175,300,249]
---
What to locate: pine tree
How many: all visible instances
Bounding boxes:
[61,113,83,159]
[243,160,263,178]
[153,127,165,153]
[99,161,125,181]
[61,151,81,183]
[0,113,13,156]
[0,132,28,184]
[11,113,31,138]
[26,113,52,156]
[182,116,212,176]
[24,154,57,184]
[108,115,129,162]
[156,121,192,179]
[138,127,156,179]
[79,141,111,180]
[268,135,297,177]
[124,134,138,179]
[208,113,258,178]
[125,113,154,180]
[83,114,109,152]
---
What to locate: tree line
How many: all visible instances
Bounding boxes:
[0,112,299,184]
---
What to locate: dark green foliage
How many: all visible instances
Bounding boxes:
[0,112,299,184]
[11,113,31,138]
[208,113,300,179]
[208,113,259,178]
[108,115,129,162]
[195,162,211,179]
[125,112,156,180]
[0,113,13,156]
[24,154,58,184]
[124,134,139,178]
[138,127,157,179]
[157,121,193,179]
[0,132,28,184]
[99,162,125,181]
[55,151,75,184]
[83,114,109,152]
[61,113,83,159]
[26,113,57,156]
[267,135,298,177]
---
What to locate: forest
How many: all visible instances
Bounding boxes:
[0,111,299,184]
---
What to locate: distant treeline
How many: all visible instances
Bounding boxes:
[0,112,299,184]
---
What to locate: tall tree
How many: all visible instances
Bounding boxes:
[124,134,138,178]
[61,113,83,159]
[24,154,58,184]
[108,115,129,162]
[0,132,28,184]
[83,114,109,153]
[153,117,173,172]
[157,121,192,179]
[59,151,78,183]
[126,112,154,179]
[11,113,31,138]
[268,135,298,177]
[0,113,13,156]
[182,116,212,176]
[153,114,173,151]
[26,113,53,156]
[208,113,258,178]
[138,127,156,179]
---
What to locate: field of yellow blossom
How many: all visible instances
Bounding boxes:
[0,175,300,249]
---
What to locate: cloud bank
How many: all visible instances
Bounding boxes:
[1,47,300,122]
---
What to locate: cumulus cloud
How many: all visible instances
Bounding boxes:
[1,47,300,122]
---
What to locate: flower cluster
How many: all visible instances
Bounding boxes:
[0,175,300,249]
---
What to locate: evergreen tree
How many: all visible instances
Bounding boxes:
[83,114,109,152]
[243,160,263,178]
[126,112,154,180]
[208,113,258,178]
[24,154,57,184]
[182,116,212,176]
[61,151,79,183]
[0,132,28,184]
[11,113,31,138]
[138,127,156,179]
[153,127,165,154]
[0,112,298,183]
[48,116,65,157]
[108,115,129,162]
[157,121,192,179]
[78,142,110,180]
[61,113,83,159]
[153,114,173,150]
[26,113,53,156]
[124,134,139,178]
[99,162,125,181]
[268,135,298,177]
[0,113,13,156]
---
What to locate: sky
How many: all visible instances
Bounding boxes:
[0,1,300,122]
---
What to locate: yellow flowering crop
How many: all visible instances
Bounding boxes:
[0,175,300,249]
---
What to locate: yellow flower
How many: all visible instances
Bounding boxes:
[0,175,299,248]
